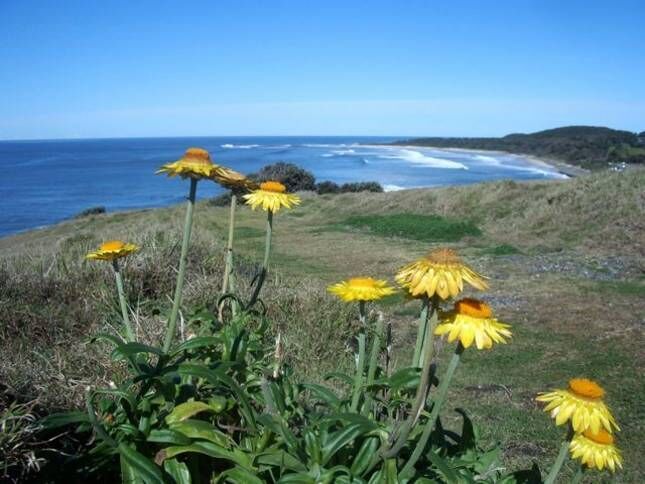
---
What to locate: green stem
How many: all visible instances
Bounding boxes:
[366,314,384,387]
[222,193,237,294]
[351,301,367,412]
[401,344,464,477]
[412,297,429,367]
[248,209,273,308]
[382,298,439,459]
[163,178,198,353]
[544,439,571,484]
[364,312,384,414]
[85,388,117,448]
[112,259,135,342]
[570,464,585,484]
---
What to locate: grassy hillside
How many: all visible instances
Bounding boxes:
[393,125,645,169]
[1,168,644,481]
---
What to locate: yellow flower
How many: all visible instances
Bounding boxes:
[211,165,258,192]
[395,248,488,300]
[536,379,619,434]
[570,430,623,472]
[157,147,225,180]
[86,240,138,261]
[328,277,396,302]
[434,298,511,349]
[243,181,301,212]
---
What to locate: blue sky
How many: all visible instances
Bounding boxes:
[1,0,643,139]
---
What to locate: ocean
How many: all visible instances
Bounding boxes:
[0,136,566,237]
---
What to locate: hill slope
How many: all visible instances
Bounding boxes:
[393,125,645,169]
[1,169,644,481]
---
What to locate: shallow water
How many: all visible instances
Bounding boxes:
[0,136,566,237]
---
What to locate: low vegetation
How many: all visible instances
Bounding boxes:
[394,125,645,169]
[0,167,643,482]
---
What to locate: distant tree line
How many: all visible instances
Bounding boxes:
[393,126,645,169]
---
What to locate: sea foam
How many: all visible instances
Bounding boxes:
[379,149,467,170]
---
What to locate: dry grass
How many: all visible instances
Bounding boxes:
[0,168,643,481]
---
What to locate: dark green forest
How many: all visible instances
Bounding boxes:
[394,126,645,169]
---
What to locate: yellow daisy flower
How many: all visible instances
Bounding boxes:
[328,277,396,302]
[243,181,301,213]
[570,429,623,472]
[434,298,512,349]
[86,240,138,261]
[536,378,619,434]
[212,165,258,192]
[157,147,225,180]
[395,248,488,300]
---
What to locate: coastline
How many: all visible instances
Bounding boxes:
[374,144,589,178]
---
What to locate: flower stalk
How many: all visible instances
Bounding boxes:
[111,260,135,342]
[248,209,273,308]
[163,178,198,352]
[382,297,439,458]
[412,296,429,367]
[222,193,237,295]
[401,343,464,476]
[351,301,368,412]
[544,437,572,484]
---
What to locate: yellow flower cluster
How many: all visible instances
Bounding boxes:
[434,298,511,350]
[243,181,301,213]
[537,378,622,472]
[86,240,138,261]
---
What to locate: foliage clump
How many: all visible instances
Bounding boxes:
[250,162,316,192]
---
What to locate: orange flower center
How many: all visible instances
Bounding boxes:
[569,378,605,399]
[348,277,378,288]
[260,181,287,193]
[183,147,212,165]
[583,429,614,445]
[426,248,460,264]
[100,240,125,251]
[455,298,492,318]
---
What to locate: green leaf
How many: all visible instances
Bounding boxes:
[169,419,231,446]
[165,400,225,425]
[176,364,257,431]
[427,450,459,483]
[300,383,341,409]
[254,449,307,472]
[324,371,354,386]
[147,429,192,445]
[111,342,164,361]
[321,423,365,465]
[156,441,251,470]
[118,443,164,484]
[219,467,263,484]
[350,436,380,476]
[277,473,316,484]
[40,411,89,429]
[163,458,192,484]
[171,336,221,355]
[90,332,125,347]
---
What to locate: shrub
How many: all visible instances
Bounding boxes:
[315,181,341,194]
[209,191,233,207]
[340,181,384,193]
[74,206,106,218]
[250,162,316,191]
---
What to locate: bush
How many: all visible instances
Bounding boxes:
[315,181,341,194]
[209,191,233,207]
[74,206,106,218]
[340,181,383,193]
[251,162,316,191]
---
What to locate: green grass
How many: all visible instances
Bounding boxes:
[479,244,522,256]
[1,168,644,481]
[339,213,482,242]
